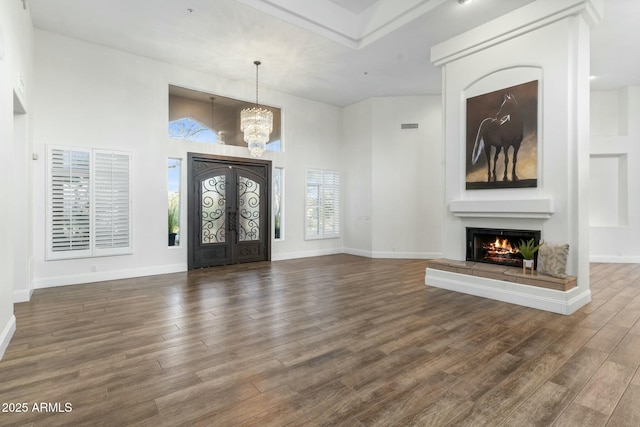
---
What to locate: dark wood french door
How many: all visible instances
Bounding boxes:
[188,153,271,269]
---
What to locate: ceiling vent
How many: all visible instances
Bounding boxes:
[401,123,419,130]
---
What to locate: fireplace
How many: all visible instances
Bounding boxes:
[466,228,541,268]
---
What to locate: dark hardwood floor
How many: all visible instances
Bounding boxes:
[1,255,639,426]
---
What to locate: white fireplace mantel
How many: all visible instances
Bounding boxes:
[449,198,554,219]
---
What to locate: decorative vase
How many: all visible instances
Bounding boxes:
[168,233,177,246]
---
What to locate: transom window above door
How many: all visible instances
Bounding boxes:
[168,85,282,152]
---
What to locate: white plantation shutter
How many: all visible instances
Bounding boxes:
[94,151,131,255]
[48,148,92,258]
[322,171,340,235]
[305,169,340,239]
[47,146,132,259]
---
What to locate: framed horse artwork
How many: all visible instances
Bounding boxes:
[465,80,538,190]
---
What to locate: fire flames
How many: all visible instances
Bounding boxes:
[492,238,515,254]
[470,230,535,267]
[482,237,520,261]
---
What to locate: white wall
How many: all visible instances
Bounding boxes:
[370,96,443,258]
[590,86,640,262]
[0,0,34,359]
[12,3,34,303]
[343,96,444,258]
[343,99,373,255]
[32,30,343,287]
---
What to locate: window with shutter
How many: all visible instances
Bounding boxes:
[305,169,340,240]
[48,148,92,258]
[94,151,131,255]
[46,146,132,260]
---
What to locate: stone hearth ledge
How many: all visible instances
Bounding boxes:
[425,259,587,315]
[426,259,575,291]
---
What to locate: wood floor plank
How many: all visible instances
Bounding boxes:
[633,368,640,386]
[447,322,599,426]
[154,379,260,422]
[195,352,282,383]
[584,323,629,352]
[606,383,640,427]
[572,360,635,416]
[1,256,639,425]
[607,332,640,369]
[393,390,474,427]
[499,347,608,426]
[549,347,609,392]
[553,402,609,427]
[498,380,569,427]
[609,293,640,328]
[354,371,459,426]
[187,385,298,427]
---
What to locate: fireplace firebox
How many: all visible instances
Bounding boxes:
[466,228,542,269]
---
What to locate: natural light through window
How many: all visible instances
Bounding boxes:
[274,167,284,240]
[305,169,340,240]
[168,85,282,152]
[46,146,132,259]
[168,118,219,144]
[168,158,181,247]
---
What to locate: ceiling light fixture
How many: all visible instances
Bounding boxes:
[458,0,473,5]
[240,60,273,158]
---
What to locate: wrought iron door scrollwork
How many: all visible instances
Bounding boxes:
[238,176,260,241]
[201,175,226,243]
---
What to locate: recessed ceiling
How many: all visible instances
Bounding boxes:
[327,0,378,14]
[27,0,640,106]
[238,0,450,48]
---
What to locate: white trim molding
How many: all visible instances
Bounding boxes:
[371,251,443,259]
[0,315,16,361]
[449,198,554,219]
[343,248,373,258]
[431,0,603,66]
[343,248,443,259]
[271,247,343,261]
[590,255,640,264]
[34,264,188,289]
[13,288,34,303]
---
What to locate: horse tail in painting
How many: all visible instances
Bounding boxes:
[471,117,495,165]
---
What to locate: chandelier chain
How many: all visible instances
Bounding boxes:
[254,60,261,107]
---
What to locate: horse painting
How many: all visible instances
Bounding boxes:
[470,93,524,182]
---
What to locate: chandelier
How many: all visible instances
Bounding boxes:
[241,60,273,157]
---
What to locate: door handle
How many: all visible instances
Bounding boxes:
[228,211,238,233]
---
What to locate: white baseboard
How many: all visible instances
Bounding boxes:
[425,268,591,315]
[343,248,443,259]
[272,248,343,261]
[13,288,34,303]
[590,255,640,263]
[0,315,16,361]
[343,248,373,258]
[372,251,442,259]
[34,264,188,289]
